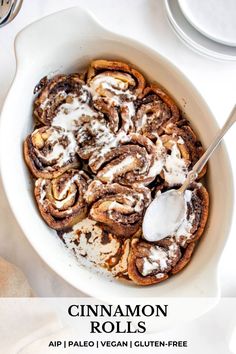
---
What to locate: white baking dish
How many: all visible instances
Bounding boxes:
[0,7,233,302]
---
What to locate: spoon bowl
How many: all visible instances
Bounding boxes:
[143,189,186,242]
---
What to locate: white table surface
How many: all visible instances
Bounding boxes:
[0,0,236,297]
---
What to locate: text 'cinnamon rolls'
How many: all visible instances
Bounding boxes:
[23,59,209,286]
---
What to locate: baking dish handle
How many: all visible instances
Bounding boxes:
[14,6,108,67]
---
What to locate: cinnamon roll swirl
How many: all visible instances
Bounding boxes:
[35,170,89,230]
[93,133,164,185]
[127,237,195,285]
[132,84,179,140]
[87,60,145,134]
[76,116,127,161]
[34,74,99,131]
[76,116,111,160]
[87,59,145,97]
[174,183,209,247]
[85,180,151,237]
[24,126,79,179]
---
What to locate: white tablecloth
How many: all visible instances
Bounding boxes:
[0,0,236,297]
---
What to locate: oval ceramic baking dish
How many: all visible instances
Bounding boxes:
[0,8,233,307]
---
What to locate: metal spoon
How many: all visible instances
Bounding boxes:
[0,0,22,28]
[0,0,13,25]
[143,105,236,242]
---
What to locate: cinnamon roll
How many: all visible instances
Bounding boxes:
[132,84,179,140]
[87,59,145,134]
[161,119,206,185]
[34,74,99,131]
[93,133,164,185]
[87,59,145,98]
[35,170,89,230]
[62,218,130,277]
[85,180,151,237]
[127,237,195,285]
[174,182,209,247]
[24,126,79,179]
[160,134,190,187]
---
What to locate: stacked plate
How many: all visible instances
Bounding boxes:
[165,0,236,61]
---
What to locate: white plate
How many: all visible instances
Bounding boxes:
[165,0,236,60]
[0,7,234,305]
[179,0,236,47]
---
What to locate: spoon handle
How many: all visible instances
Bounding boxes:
[179,105,236,194]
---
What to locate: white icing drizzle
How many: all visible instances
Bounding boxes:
[54,191,75,209]
[40,91,67,110]
[107,201,119,213]
[38,174,80,208]
[63,218,120,266]
[88,129,130,169]
[141,242,179,276]
[142,247,168,276]
[184,189,192,202]
[87,74,137,136]
[38,180,46,204]
[101,155,136,182]
[136,113,148,131]
[145,138,165,178]
[177,137,185,144]
[149,246,169,271]
[155,273,165,279]
[124,101,135,119]
[34,128,77,168]
[56,174,79,200]
[107,191,145,221]
[163,143,188,185]
[40,97,50,110]
[134,193,144,212]
[142,258,158,276]
[148,157,164,178]
[78,116,130,165]
[51,92,98,131]
[168,243,179,258]
[88,74,136,106]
